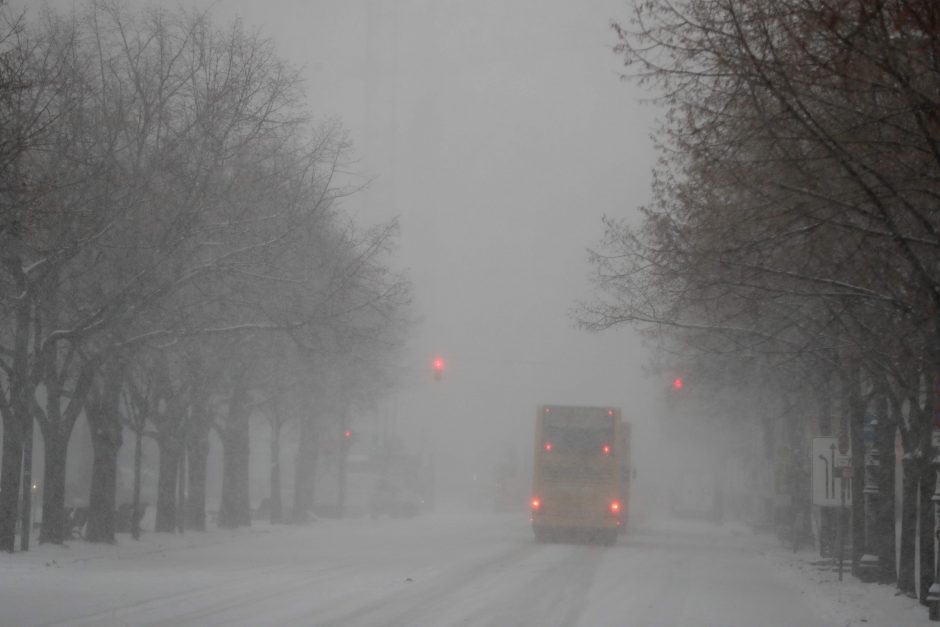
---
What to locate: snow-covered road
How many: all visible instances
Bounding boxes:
[0,509,929,626]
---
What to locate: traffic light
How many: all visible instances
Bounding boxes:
[672,377,683,391]
[433,356,445,381]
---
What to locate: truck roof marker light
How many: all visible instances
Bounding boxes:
[544,441,553,453]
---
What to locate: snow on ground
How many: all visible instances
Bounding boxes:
[0,508,931,626]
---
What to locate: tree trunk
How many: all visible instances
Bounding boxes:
[177,450,186,533]
[38,429,70,544]
[898,453,918,596]
[155,437,181,532]
[186,427,209,531]
[20,416,34,551]
[1,278,31,552]
[85,364,124,544]
[919,469,936,604]
[270,420,283,524]
[337,436,348,518]
[218,386,251,529]
[132,428,143,540]
[872,412,896,584]
[85,421,121,543]
[0,410,24,552]
[292,414,318,523]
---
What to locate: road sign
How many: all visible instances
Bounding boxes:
[812,437,852,507]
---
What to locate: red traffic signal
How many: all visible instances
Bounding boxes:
[433,356,445,380]
[672,377,683,391]
[344,429,352,440]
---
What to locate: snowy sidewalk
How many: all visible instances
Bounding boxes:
[742,524,929,626]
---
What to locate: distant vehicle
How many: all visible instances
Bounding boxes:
[530,405,631,545]
[370,479,424,519]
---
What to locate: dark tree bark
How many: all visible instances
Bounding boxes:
[155,436,181,533]
[186,425,210,531]
[0,290,32,552]
[37,427,71,544]
[85,423,122,543]
[843,365,866,576]
[132,427,143,540]
[19,418,34,552]
[0,405,24,552]
[218,384,251,529]
[85,361,125,543]
[292,411,319,523]
[872,393,896,584]
[898,454,919,596]
[36,356,97,545]
[177,450,186,533]
[269,418,283,524]
[919,469,936,604]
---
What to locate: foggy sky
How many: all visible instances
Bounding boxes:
[28,0,661,487]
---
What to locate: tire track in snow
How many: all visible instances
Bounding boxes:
[313,538,610,627]
[313,539,539,626]
[38,560,353,627]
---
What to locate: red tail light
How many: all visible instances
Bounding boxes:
[531,498,542,512]
[610,500,621,515]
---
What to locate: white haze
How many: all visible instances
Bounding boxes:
[6,0,676,513]
[159,0,665,498]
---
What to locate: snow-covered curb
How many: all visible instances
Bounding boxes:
[757,531,930,626]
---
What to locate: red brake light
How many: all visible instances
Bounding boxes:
[531,498,542,511]
[544,441,553,453]
[602,444,611,455]
[610,500,621,514]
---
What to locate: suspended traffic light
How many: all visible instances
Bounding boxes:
[672,377,683,391]
[433,356,445,381]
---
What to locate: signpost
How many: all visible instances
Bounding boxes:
[812,438,852,507]
[812,437,851,580]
